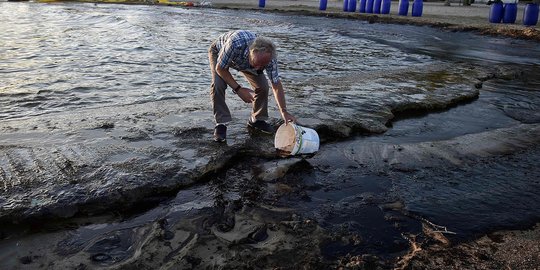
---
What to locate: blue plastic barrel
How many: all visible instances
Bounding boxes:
[381,0,391,14]
[348,0,357,12]
[366,0,374,13]
[373,0,382,13]
[489,2,504,23]
[359,0,367,12]
[344,0,349,11]
[412,0,423,17]
[319,0,328,10]
[398,0,409,16]
[503,3,517,23]
[259,0,265,8]
[523,3,539,26]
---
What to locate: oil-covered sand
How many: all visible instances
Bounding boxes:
[1,2,540,269]
[2,65,538,269]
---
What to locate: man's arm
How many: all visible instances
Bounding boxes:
[215,66,254,103]
[271,80,296,124]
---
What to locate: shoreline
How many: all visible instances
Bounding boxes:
[32,0,540,41]
[208,0,540,41]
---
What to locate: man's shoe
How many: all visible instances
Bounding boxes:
[247,119,274,134]
[214,124,227,142]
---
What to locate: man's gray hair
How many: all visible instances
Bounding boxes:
[249,36,277,58]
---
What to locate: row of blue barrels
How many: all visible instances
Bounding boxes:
[339,0,392,14]
[489,2,539,26]
[261,0,423,17]
[399,0,423,16]
[335,0,423,16]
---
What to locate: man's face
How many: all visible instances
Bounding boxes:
[249,51,272,71]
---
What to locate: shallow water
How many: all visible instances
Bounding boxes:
[3,2,540,121]
[1,2,540,268]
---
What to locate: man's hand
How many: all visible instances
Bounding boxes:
[237,87,255,103]
[281,110,297,125]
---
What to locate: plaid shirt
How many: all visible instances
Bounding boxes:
[214,30,280,84]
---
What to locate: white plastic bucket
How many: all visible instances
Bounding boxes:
[274,123,319,155]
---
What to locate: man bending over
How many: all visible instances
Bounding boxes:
[208,30,296,142]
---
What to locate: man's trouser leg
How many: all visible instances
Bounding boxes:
[208,46,232,124]
[241,71,269,122]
